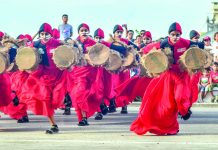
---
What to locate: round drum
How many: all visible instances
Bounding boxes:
[122,51,135,67]
[180,47,206,70]
[203,50,213,68]
[0,52,9,74]
[104,50,123,72]
[141,49,169,74]
[88,43,110,66]
[53,45,79,69]
[15,47,41,71]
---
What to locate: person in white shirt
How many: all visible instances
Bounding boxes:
[203,36,212,50]
[58,14,73,40]
[211,32,218,62]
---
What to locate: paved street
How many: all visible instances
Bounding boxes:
[1,103,218,150]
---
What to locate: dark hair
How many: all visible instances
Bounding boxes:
[214,32,218,40]
[62,14,68,18]
[204,67,211,72]
[214,62,218,66]
[127,30,134,34]
[140,30,146,34]
[136,35,141,38]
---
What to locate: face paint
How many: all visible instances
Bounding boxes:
[45,34,51,40]
[79,27,90,40]
[94,36,102,43]
[143,37,151,44]
[192,36,200,42]
[114,30,123,38]
[169,31,181,44]
[40,32,51,42]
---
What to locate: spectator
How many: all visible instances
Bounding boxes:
[212,32,218,62]
[207,62,218,102]
[203,36,212,50]
[199,68,210,102]
[189,30,200,42]
[58,14,73,40]
[142,31,152,45]
[140,30,146,36]
[134,35,142,47]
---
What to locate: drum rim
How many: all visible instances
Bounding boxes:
[53,45,77,68]
[142,50,169,74]
[15,46,40,71]
[122,51,135,67]
[88,43,110,66]
[0,52,9,74]
[105,51,123,71]
[181,47,206,69]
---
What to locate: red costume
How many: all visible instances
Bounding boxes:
[130,22,199,135]
[69,23,103,122]
[115,42,160,107]
[1,34,34,121]
[11,23,66,117]
[0,74,13,107]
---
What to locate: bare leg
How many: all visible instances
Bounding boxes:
[211,91,215,97]
[48,116,56,125]
[200,91,205,102]
[81,111,87,118]
[46,116,59,134]
[78,111,89,126]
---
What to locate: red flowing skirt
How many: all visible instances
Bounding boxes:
[70,66,103,121]
[102,68,115,100]
[112,70,130,104]
[130,66,196,135]
[115,76,152,107]
[0,72,29,119]
[11,65,67,117]
[0,102,27,119]
[0,74,13,106]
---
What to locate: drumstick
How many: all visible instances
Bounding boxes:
[32,31,39,40]
[3,39,20,48]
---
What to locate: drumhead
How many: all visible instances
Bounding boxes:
[16,47,40,71]
[53,45,77,68]
[203,50,213,68]
[105,50,122,71]
[88,43,110,66]
[122,51,135,67]
[180,47,206,70]
[141,49,169,74]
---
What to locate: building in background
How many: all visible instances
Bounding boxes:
[204,1,218,39]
